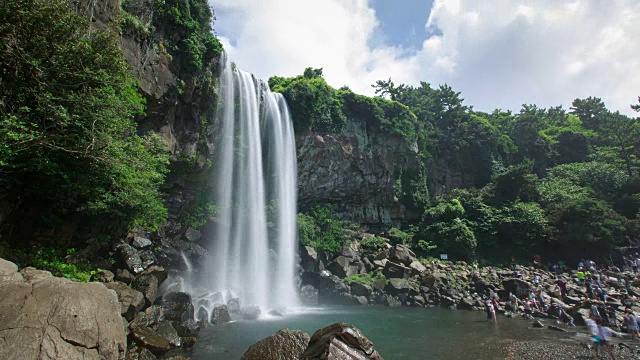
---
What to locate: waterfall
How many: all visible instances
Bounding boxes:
[204,53,299,311]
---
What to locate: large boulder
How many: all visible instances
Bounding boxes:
[131,326,171,356]
[129,305,165,330]
[327,256,358,278]
[162,292,194,322]
[388,244,416,266]
[0,259,126,360]
[300,246,320,272]
[211,304,231,324]
[385,278,412,296]
[104,281,146,321]
[115,241,144,274]
[139,266,168,287]
[241,329,311,360]
[502,278,531,298]
[0,257,18,275]
[300,322,383,360]
[350,282,372,297]
[132,274,159,307]
[383,261,410,279]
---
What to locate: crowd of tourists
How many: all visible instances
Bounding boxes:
[482,254,640,358]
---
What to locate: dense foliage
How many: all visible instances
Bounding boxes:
[0,0,170,231]
[295,72,640,264]
[121,0,223,74]
[297,204,358,252]
[269,69,418,141]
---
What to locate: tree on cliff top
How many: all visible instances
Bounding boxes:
[0,0,169,231]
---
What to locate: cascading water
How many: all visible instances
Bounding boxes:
[193,52,299,314]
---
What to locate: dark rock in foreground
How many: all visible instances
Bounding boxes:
[300,322,383,360]
[241,328,311,360]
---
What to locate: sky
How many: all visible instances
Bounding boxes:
[210,0,640,116]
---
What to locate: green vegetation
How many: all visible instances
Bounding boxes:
[360,236,387,253]
[344,271,385,286]
[269,69,418,141]
[150,0,223,74]
[292,73,640,263]
[0,0,170,231]
[7,248,100,282]
[297,204,358,252]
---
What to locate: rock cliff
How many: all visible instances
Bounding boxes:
[297,119,422,229]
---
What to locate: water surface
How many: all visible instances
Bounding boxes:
[190,306,579,359]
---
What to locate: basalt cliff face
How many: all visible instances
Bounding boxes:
[297,121,422,229]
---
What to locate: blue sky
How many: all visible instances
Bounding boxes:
[370,0,434,52]
[211,0,640,116]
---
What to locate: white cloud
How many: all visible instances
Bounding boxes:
[211,0,640,115]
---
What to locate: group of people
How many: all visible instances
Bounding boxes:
[481,255,640,358]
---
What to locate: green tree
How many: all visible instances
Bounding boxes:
[0,0,169,230]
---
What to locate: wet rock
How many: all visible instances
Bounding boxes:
[115,241,144,273]
[385,278,412,296]
[268,309,284,317]
[351,282,373,297]
[129,305,165,330]
[162,292,194,322]
[196,306,209,327]
[227,298,240,313]
[241,305,262,320]
[385,295,401,307]
[211,304,232,324]
[300,322,383,360]
[181,337,198,349]
[132,274,159,307]
[184,228,202,242]
[125,347,158,360]
[532,320,544,328]
[355,296,369,305]
[301,284,319,305]
[241,328,311,360]
[139,250,157,269]
[105,281,146,321]
[131,327,171,356]
[171,318,200,337]
[138,348,157,360]
[133,236,153,249]
[140,265,168,287]
[457,297,475,310]
[156,321,181,348]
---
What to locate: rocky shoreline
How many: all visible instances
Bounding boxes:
[4,227,640,359]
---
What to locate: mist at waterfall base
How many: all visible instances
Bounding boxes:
[161,53,300,318]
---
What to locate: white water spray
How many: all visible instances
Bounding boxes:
[202,53,299,311]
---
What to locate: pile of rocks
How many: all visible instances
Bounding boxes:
[299,237,640,325]
[242,322,383,360]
